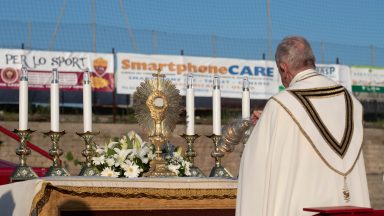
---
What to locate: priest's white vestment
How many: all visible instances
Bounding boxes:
[236,69,370,216]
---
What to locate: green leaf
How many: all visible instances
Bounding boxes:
[126,136,133,149]
[107,148,116,156]
[65,151,74,161]
[73,159,81,166]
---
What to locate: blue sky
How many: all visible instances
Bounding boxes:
[0,0,383,65]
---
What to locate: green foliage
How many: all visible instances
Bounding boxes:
[65,151,74,161]
[31,105,50,115]
[64,151,81,170]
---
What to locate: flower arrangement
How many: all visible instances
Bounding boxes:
[92,131,192,178]
[162,141,192,176]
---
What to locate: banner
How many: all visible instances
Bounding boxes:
[350,66,384,93]
[0,49,114,92]
[316,64,352,91]
[116,53,279,99]
[276,64,352,91]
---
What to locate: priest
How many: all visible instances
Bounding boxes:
[236,36,370,216]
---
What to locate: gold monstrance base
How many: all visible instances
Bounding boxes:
[144,157,177,177]
[143,136,176,177]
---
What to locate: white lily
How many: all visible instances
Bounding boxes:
[105,157,115,167]
[107,140,119,149]
[113,148,131,167]
[92,155,105,165]
[168,164,181,176]
[128,131,143,150]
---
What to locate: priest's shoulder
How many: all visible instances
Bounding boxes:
[270,88,290,102]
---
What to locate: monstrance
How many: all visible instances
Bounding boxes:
[133,69,181,177]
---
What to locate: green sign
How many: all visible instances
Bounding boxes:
[352,85,384,93]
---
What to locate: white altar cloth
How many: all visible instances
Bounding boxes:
[0,177,237,216]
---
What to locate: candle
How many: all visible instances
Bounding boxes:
[212,75,221,135]
[50,68,60,131]
[242,77,250,119]
[19,66,28,130]
[186,73,195,135]
[83,69,92,132]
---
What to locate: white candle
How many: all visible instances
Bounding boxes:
[242,77,250,119]
[50,69,60,131]
[19,67,28,130]
[212,75,221,135]
[83,69,92,132]
[186,73,195,135]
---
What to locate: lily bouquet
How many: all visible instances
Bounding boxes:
[92,131,154,178]
[92,131,192,178]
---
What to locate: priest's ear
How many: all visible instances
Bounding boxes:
[277,62,288,75]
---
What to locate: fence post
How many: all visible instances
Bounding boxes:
[112,48,117,123]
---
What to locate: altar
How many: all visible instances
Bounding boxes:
[0,177,237,216]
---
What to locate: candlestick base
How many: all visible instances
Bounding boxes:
[45,166,70,177]
[181,134,205,177]
[79,166,99,176]
[10,165,38,182]
[10,129,38,182]
[77,131,100,176]
[43,130,70,176]
[209,165,233,178]
[207,134,233,178]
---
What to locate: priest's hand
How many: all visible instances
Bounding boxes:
[251,109,262,125]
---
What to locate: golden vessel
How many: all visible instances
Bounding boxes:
[133,69,181,177]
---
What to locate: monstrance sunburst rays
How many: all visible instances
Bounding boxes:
[133,77,181,142]
[133,71,182,177]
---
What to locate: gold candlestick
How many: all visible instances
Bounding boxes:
[207,134,233,178]
[181,134,205,177]
[77,131,100,176]
[43,130,70,176]
[10,129,38,182]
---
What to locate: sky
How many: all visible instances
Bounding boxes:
[0,0,383,65]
